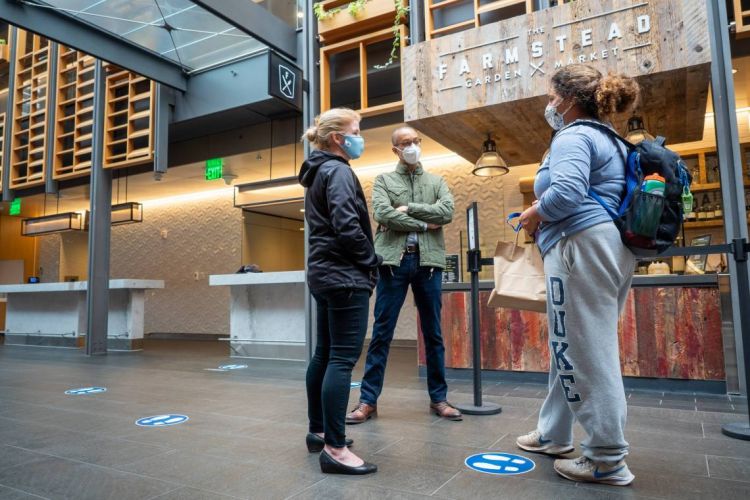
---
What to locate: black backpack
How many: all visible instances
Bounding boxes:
[566,121,693,257]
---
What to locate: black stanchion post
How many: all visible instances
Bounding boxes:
[722,238,750,440]
[454,202,502,416]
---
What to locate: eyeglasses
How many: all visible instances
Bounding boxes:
[396,138,422,148]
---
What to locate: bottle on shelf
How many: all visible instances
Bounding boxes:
[697,205,707,220]
[714,201,723,219]
[672,236,685,274]
[705,203,715,219]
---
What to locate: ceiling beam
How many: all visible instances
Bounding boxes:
[0,0,188,91]
[191,0,297,60]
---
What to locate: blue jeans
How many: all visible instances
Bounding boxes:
[360,253,448,404]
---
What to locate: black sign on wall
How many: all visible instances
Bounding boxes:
[443,254,460,283]
[269,51,302,111]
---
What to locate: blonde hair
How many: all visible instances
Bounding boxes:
[302,108,361,149]
[551,64,640,121]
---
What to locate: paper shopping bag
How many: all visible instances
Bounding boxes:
[487,231,547,313]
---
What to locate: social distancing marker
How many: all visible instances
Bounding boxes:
[350,381,362,388]
[65,387,107,395]
[205,364,248,372]
[136,414,189,427]
[219,364,248,370]
[465,453,535,476]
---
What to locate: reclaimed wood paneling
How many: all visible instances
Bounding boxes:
[419,287,725,381]
[402,0,711,165]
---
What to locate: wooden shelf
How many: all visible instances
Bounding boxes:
[476,0,529,14]
[430,0,465,9]
[424,0,532,40]
[9,29,50,189]
[317,0,407,44]
[0,113,5,192]
[103,68,155,169]
[430,20,475,36]
[684,215,750,230]
[52,45,98,180]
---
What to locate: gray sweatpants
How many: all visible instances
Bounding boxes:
[536,222,635,463]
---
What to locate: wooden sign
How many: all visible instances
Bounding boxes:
[403,0,711,166]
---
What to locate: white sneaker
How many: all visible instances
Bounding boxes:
[515,430,574,456]
[554,456,635,486]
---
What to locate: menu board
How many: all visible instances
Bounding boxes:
[443,254,460,283]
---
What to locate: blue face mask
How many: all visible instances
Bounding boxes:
[340,134,365,160]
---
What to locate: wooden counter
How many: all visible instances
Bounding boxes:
[419,277,725,381]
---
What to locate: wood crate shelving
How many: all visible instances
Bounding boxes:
[0,113,5,192]
[53,47,96,180]
[103,66,155,169]
[9,31,50,189]
[425,0,532,40]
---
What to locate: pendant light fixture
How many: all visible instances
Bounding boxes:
[110,170,143,226]
[625,115,655,144]
[472,134,509,177]
[21,192,86,237]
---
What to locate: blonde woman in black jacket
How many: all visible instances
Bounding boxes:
[298,107,380,475]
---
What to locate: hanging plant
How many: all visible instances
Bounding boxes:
[373,0,409,70]
[313,0,370,21]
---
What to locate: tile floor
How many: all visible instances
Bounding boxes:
[0,340,747,499]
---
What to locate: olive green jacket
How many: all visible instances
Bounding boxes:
[372,161,454,268]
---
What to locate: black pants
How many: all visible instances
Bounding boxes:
[306,288,369,448]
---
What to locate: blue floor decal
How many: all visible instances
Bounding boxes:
[65,387,107,395]
[136,414,189,427]
[465,453,535,475]
[218,364,248,370]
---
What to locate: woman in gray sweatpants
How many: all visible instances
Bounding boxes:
[516,64,640,486]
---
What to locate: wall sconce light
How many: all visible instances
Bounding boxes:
[472,135,509,177]
[21,211,85,237]
[233,176,303,208]
[111,202,143,226]
[625,115,655,144]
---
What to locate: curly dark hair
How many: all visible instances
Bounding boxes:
[550,64,640,121]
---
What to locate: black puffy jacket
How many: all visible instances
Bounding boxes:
[299,150,381,293]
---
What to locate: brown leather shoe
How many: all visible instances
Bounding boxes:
[430,401,462,421]
[346,402,377,424]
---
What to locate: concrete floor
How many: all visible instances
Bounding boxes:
[0,339,747,499]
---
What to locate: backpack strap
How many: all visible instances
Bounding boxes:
[557,120,641,220]
[561,119,636,150]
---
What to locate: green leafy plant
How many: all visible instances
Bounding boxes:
[313,0,369,21]
[373,0,409,70]
[312,0,409,71]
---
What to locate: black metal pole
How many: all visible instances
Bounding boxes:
[723,239,750,439]
[705,0,750,439]
[454,203,501,416]
[470,251,483,407]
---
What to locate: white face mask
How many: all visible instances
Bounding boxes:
[544,100,574,130]
[400,144,421,165]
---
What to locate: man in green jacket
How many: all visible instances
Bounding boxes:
[346,126,462,423]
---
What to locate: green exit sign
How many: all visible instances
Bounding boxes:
[205,158,224,181]
[9,198,21,216]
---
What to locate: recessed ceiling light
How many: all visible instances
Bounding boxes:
[732,68,738,74]
[299,208,305,212]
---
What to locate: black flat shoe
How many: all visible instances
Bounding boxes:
[319,450,377,475]
[306,433,353,453]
